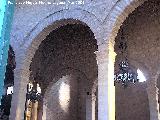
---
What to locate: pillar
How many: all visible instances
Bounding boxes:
[37,101,43,120]
[86,94,96,120]
[9,68,29,120]
[42,103,47,120]
[147,76,160,120]
[95,42,116,120]
[25,100,32,120]
[31,101,38,120]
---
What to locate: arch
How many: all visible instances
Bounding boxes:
[105,0,160,86]
[22,8,102,48]
[107,1,160,119]
[18,8,101,80]
[10,14,99,119]
[103,0,147,45]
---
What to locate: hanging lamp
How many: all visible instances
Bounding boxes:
[114,29,139,87]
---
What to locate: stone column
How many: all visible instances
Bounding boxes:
[31,101,38,120]
[86,94,96,120]
[25,100,32,120]
[42,103,47,120]
[37,101,43,120]
[147,77,160,120]
[95,42,116,120]
[9,68,29,120]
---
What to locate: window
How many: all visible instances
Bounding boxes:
[137,69,146,82]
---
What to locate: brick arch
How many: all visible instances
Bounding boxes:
[105,1,160,119]
[10,9,101,120]
[19,8,102,77]
[103,0,147,45]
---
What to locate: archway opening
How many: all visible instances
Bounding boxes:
[113,0,160,119]
[26,22,98,120]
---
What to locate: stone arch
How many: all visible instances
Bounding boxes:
[26,20,99,95]
[103,0,147,45]
[106,1,160,119]
[10,12,99,119]
[18,8,102,80]
[22,8,102,48]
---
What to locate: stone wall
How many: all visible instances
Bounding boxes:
[115,82,150,120]
[43,72,90,120]
[43,75,78,120]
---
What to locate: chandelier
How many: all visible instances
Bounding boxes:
[114,29,139,87]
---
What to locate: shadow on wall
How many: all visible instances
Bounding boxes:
[43,73,88,120]
[43,75,72,120]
